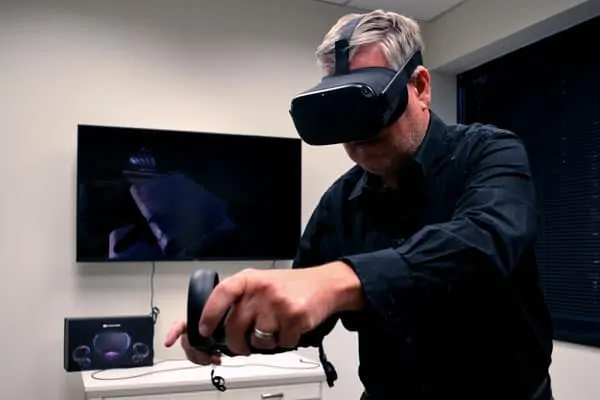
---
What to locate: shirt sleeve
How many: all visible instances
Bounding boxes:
[341,129,538,324]
[291,194,341,346]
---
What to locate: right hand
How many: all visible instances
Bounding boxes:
[164,320,222,365]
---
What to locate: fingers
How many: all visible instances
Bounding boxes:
[165,320,221,366]
[277,323,301,349]
[277,304,306,349]
[224,302,254,355]
[250,310,280,350]
[198,269,310,356]
[200,273,248,337]
[164,320,186,347]
[181,334,221,366]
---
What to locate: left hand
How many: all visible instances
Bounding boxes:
[198,261,364,355]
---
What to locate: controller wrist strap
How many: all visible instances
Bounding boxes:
[318,342,338,388]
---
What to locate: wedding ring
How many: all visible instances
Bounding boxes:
[253,327,275,340]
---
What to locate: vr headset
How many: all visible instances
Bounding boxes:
[289,15,423,146]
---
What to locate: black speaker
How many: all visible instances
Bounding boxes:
[64,314,154,372]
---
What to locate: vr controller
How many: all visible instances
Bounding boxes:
[186,269,305,356]
[186,269,339,387]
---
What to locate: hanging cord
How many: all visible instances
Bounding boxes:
[210,365,227,391]
[318,342,338,388]
[150,261,160,324]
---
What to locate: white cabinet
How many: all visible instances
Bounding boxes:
[83,354,325,400]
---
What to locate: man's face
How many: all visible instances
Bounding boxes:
[342,44,431,178]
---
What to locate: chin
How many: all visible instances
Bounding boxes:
[357,161,389,176]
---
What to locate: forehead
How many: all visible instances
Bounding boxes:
[349,43,388,69]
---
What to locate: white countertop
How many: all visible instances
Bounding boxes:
[81,352,326,398]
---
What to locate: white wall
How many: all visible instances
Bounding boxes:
[422,1,600,399]
[429,72,457,124]
[0,1,364,399]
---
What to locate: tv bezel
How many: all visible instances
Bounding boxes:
[75,124,303,263]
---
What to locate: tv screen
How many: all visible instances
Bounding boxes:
[76,125,302,262]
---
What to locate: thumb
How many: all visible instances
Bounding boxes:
[164,320,186,347]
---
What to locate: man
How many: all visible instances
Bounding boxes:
[165,9,554,400]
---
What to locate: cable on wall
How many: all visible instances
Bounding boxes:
[150,261,160,324]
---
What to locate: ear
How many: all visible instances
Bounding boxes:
[410,66,431,109]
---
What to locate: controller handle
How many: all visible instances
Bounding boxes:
[186,269,297,356]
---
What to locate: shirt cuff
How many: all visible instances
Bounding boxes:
[341,248,413,322]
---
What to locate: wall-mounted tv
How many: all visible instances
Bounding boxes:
[76,125,302,262]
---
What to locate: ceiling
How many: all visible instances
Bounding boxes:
[314,0,468,22]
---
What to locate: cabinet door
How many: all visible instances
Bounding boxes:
[171,393,219,400]
[106,395,173,400]
[218,383,321,400]
[108,392,218,400]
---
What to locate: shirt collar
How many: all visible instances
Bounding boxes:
[348,110,447,200]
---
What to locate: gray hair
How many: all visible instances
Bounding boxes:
[315,9,425,75]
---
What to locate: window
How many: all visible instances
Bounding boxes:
[457,16,600,347]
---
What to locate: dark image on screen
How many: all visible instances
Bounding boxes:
[76,125,302,262]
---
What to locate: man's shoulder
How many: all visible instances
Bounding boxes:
[445,120,521,146]
[442,120,524,161]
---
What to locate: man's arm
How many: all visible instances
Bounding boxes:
[292,194,342,346]
[340,129,538,323]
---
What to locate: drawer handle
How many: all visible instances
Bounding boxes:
[261,393,284,399]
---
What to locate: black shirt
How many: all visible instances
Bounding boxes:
[292,112,554,400]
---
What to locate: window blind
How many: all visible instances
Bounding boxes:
[457,15,600,346]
